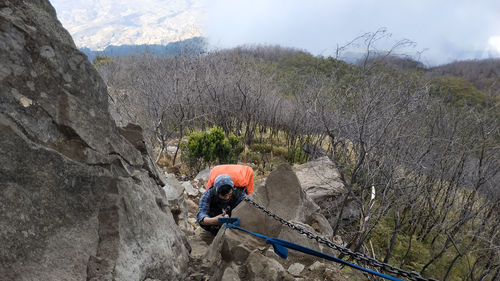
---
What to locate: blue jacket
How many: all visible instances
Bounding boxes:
[197,186,246,224]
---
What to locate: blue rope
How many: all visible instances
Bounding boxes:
[219,217,403,281]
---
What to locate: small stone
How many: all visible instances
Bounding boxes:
[264,246,275,258]
[166,146,178,153]
[11,88,33,107]
[194,168,211,184]
[221,266,240,281]
[308,261,325,272]
[231,244,252,263]
[182,181,199,196]
[247,251,285,280]
[188,217,197,226]
[324,268,337,280]
[280,272,296,281]
[20,96,32,107]
[185,198,198,215]
[287,263,305,276]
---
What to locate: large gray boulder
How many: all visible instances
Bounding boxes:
[293,156,346,203]
[294,157,359,230]
[0,1,189,280]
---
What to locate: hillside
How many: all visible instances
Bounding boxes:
[427,59,500,98]
[95,46,500,281]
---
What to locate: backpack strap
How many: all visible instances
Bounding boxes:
[234,185,248,194]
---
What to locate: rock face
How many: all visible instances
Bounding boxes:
[202,163,344,281]
[293,156,345,203]
[0,1,189,280]
[163,175,193,234]
[294,157,359,228]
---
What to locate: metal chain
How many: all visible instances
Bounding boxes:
[243,197,438,281]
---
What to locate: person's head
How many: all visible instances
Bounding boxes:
[214,174,234,201]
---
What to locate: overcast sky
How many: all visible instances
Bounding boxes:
[50,0,500,66]
[203,0,500,66]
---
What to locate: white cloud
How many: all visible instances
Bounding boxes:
[203,0,500,65]
[488,36,500,54]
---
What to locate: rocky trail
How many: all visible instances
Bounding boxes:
[163,158,351,281]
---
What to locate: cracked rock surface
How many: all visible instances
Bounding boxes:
[0,1,189,280]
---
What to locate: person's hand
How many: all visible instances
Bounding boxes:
[215,211,229,222]
[202,211,230,226]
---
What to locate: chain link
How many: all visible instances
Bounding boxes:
[243,197,439,281]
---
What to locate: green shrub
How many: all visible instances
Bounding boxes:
[92,55,113,67]
[286,145,308,163]
[246,151,262,164]
[250,143,273,153]
[430,76,489,108]
[272,146,288,158]
[181,126,243,172]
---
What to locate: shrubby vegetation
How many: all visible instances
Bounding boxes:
[95,35,499,281]
[428,59,500,98]
[92,55,113,67]
[431,75,490,108]
[181,126,243,174]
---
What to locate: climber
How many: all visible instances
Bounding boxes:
[197,174,247,235]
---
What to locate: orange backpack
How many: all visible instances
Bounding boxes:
[206,165,255,194]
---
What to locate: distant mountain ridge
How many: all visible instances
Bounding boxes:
[428,58,500,97]
[80,37,207,61]
[50,0,204,50]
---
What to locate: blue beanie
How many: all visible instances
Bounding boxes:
[214,174,234,194]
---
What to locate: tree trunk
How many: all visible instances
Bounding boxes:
[384,217,401,264]
[172,125,183,166]
[442,253,461,281]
